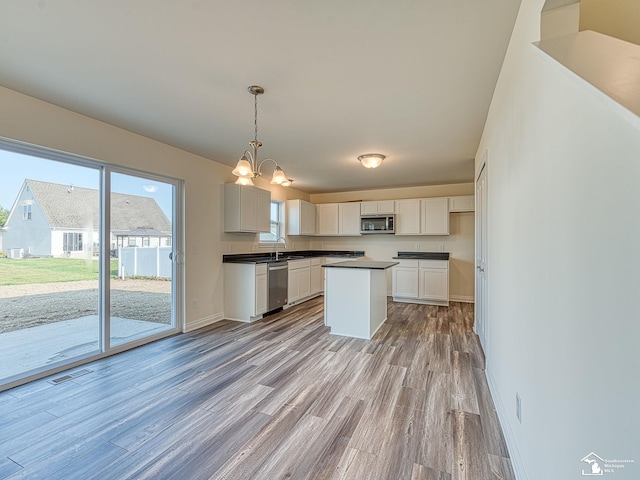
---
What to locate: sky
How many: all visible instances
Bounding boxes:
[0,149,173,217]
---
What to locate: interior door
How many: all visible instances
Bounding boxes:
[475,161,488,350]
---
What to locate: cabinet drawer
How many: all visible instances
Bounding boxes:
[396,259,419,268]
[255,264,267,275]
[288,259,311,270]
[418,260,448,269]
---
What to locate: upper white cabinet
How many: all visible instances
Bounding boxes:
[395,199,421,235]
[287,199,317,236]
[224,184,271,233]
[421,198,449,235]
[360,200,395,215]
[316,202,361,236]
[316,203,339,235]
[338,203,361,236]
[449,195,475,212]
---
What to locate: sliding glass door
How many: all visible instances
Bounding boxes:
[0,140,182,390]
[109,171,176,347]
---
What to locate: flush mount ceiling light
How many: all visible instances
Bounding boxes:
[358,153,385,169]
[232,85,292,187]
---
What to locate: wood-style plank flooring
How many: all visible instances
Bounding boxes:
[0,298,514,480]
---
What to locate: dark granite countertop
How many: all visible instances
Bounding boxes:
[392,251,450,260]
[322,260,398,270]
[223,250,365,264]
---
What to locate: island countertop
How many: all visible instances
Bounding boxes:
[322,260,398,270]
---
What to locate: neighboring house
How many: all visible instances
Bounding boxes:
[1,179,171,258]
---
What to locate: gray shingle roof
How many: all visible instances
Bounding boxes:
[25,179,171,232]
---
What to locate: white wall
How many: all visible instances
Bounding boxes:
[0,85,310,331]
[477,0,640,478]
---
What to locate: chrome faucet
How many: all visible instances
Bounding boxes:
[274,236,287,260]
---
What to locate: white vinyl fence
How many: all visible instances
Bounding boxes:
[118,246,172,278]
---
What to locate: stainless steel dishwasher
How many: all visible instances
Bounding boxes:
[268,261,288,311]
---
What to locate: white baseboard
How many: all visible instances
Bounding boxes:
[183,312,225,332]
[450,295,474,303]
[486,367,528,480]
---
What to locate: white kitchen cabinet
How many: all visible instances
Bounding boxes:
[421,198,449,235]
[392,259,449,306]
[316,202,361,236]
[224,263,268,322]
[316,203,339,235]
[310,257,323,295]
[288,259,311,305]
[223,183,271,233]
[392,260,419,298]
[287,199,317,236]
[255,267,268,315]
[360,200,396,215]
[448,195,475,212]
[338,202,361,236]
[418,260,449,304]
[395,199,421,235]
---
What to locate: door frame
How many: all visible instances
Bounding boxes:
[0,137,184,391]
[475,151,488,352]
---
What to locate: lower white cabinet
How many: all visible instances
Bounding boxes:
[392,259,449,306]
[392,260,419,298]
[310,258,323,295]
[288,259,311,306]
[224,263,268,322]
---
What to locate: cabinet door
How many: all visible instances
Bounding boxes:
[395,199,421,235]
[310,264,322,294]
[255,272,268,315]
[301,201,317,235]
[448,195,474,212]
[239,187,257,232]
[360,201,378,215]
[392,266,419,298]
[288,269,300,303]
[419,268,449,301]
[255,188,271,233]
[299,267,311,299]
[338,202,361,236]
[377,200,396,214]
[317,203,339,235]
[421,198,449,235]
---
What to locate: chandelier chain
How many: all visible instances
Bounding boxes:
[254,92,258,143]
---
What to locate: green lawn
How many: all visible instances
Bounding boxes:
[0,258,119,286]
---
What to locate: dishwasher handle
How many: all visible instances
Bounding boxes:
[268,264,289,271]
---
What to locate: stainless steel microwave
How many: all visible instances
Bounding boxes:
[360,214,395,234]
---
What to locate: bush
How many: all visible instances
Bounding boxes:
[0,251,6,259]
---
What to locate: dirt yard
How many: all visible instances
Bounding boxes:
[0,279,172,334]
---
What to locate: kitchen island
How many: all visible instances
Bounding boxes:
[323,260,398,339]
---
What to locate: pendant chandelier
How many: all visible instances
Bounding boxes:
[232,86,291,187]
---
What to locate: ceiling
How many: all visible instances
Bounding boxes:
[0,1,521,194]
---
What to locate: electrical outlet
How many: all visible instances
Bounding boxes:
[228,245,232,253]
[415,244,420,251]
[192,299,199,310]
[438,244,445,252]
[192,244,198,255]
[516,392,522,423]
